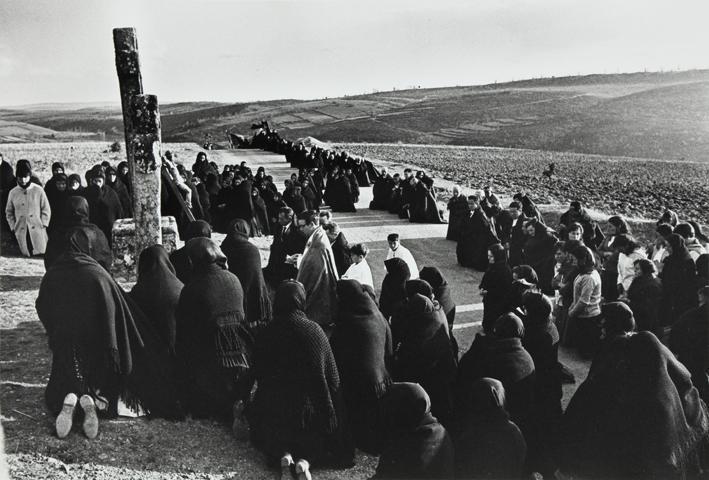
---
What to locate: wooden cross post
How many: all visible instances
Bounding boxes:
[113,27,162,257]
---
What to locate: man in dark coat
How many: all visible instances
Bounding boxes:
[262,207,307,286]
[456,195,499,271]
[370,169,394,211]
[446,186,469,241]
[499,201,529,267]
[409,177,445,224]
[83,169,124,246]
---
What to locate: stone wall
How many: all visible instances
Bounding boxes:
[111,216,179,282]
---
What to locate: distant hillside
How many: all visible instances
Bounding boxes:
[0,119,104,143]
[1,70,708,161]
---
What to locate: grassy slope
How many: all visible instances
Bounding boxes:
[1,70,708,161]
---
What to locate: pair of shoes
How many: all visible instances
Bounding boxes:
[295,459,311,480]
[56,393,78,439]
[231,400,249,441]
[280,453,294,480]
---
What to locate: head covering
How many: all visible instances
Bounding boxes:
[522,292,553,327]
[228,218,250,239]
[63,196,90,225]
[52,161,64,172]
[494,313,525,339]
[382,382,432,431]
[380,257,412,319]
[667,233,692,260]
[602,301,635,337]
[405,279,434,300]
[15,160,31,178]
[419,266,455,317]
[273,280,307,317]
[186,237,226,271]
[184,219,212,241]
[67,173,82,186]
[469,377,507,414]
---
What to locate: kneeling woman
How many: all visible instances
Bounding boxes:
[248,280,354,478]
[36,230,182,439]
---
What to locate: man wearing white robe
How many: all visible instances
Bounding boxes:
[385,233,419,279]
[342,243,374,288]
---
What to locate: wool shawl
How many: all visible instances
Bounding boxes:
[130,245,183,353]
[419,266,455,324]
[220,219,272,328]
[523,228,558,294]
[374,382,455,479]
[296,227,340,327]
[379,258,411,320]
[249,281,354,466]
[560,331,709,479]
[37,230,181,419]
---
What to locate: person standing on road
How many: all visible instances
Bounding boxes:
[5,160,51,257]
[386,233,419,280]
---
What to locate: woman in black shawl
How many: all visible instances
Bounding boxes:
[330,279,393,454]
[457,195,499,271]
[370,171,394,210]
[45,173,69,236]
[37,230,183,438]
[456,313,536,448]
[169,219,212,284]
[176,238,254,420]
[250,187,270,236]
[480,243,513,334]
[391,294,457,429]
[324,222,352,277]
[84,171,124,246]
[627,258,663,334]
[248,280,354,472]
[446,186,470,241]
[597,215,630,301]
[374,382,454,479]
[522,218,557,294]
[44,196,113,272]
[220,219,272,329]
[660,233,698,328]
[130,245,183,353]
[106,166,133,217]
[420,266,456,326]
[379,257,411,320]
[559,325,709,479]
[454,378,527,480]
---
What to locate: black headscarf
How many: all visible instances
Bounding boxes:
[379,257,411,319]
[130,245,184,352]
[419,266,455,321]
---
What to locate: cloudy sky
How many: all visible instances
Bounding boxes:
[1,0,707,106]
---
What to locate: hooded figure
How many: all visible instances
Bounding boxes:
[330,279,393,454]
[220,219,272,329]
[391,294,457,429]
[130,245,183,353]
[454,378,527,480]
[44,196,112,272]
[670,288,709,403]
[479,244,513,334]
[457,203,498,271]
[248,280,355,467]
[457,313,536,444]
[379,258,411,320]
[523,220,558,294]
[374,382,454,479]
[419,266,456,327]
[36,229,183,420]
[370,172,394,210]
[446,191,470,241]
[169,219,212,284]
[296,227,340,329]
[176,238,253,420]
[660,233,698,326]
[45,172,68,235]
[83,170,124,246]
[560,330,709,479]
[105,166,133,217]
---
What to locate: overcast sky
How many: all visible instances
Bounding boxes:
[1,0,708,106]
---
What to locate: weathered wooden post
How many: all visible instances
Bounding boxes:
[111,28,178,279]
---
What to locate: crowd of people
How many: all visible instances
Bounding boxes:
[3,136,709,479]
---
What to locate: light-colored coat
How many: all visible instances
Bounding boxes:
[5,183,51,256]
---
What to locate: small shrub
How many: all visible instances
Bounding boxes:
[109,141,122,153]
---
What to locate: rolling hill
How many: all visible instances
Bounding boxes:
[1,70,708,161]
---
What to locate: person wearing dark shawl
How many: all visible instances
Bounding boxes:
[83,169,124,246]
[37,230,183,439]
[0,153,16,246]
[391,293,457,429]
[597,215,630,301]
[521,291,562,476]
[130,245,183,353]
[522,218,557,294]
[248,280,355,471]
[660,233,698,327]
[323,221,352,277]
[446,185,470,241]
[330,279,393,454]
[220,219,272,329]
[226,175,255,228]
[67,173,85,197]
[344,167,360,204]
[419,266,456,329]
[44,196,113,272]
[116,161,131,194]
[479,243,513,334]
[457,195,499,271]
[370,169,394,210]
[559,322,709,479]
[379,257,411,320]
[45,173,69,236]
[456,313,536,452]
[698,253,709,288]
[176,238,254,420]
[388,176,404,215]
[373,382,454,479]
[249,187,270,236]
[409,177,446,224]
[454,378,527,480]
[670,286,709,403]
[499,201,529,267]
[169,219,212,284]
[627,257,663,334]
[296,216,340,330]
[327,172,356,212]
[106,166,133,217]
[514,192,545,225]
